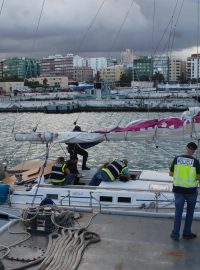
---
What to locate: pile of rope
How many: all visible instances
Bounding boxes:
[21,205,76,230]
[6,205,100,270]
[38,229,100,270]
[10,228,100,270]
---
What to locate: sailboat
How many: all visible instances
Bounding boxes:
[1,107,200,217]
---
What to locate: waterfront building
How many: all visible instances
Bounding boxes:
[0,81,24,93]
[30,76,68,89]
[186,54,200,82]
[169,58,186,83]
[87,57,107,76]
[73,55,87,67]
[40,54,73,79]
[73,55,107,77]
[73,67,93,83]
[107,58,118,67]
[133,56,152,81]
[0,61,3,80]
[100,65,123,83]
[152,55,169,82]
[121,49,134,65]
[2,57,40,79]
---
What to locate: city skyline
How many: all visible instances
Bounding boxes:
[0,0,199,59]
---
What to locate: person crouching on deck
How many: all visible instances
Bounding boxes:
[49,157,74,185]
[89,159,130,186]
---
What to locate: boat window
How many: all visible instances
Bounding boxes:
[118,197,131,203]
[100,196,113,202]
[47,194,58,200]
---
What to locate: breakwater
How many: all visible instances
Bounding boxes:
[0,95,199,113]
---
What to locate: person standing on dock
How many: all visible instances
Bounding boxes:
[169,142,200,241]
[67,125,90,170]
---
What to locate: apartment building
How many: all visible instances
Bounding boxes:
[186,54,200,81]
[40,54,73,79]
[0,61,3,80]
[31,76,68,89]
[121,49,134,65]
[2,57,39,79]
[152,55,169,82]
[169,58,186,83]
[133,56,152,81]
[73,55,107,77]
[100,65,123,82]
[73,67,93,83]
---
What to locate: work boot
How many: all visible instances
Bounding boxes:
[82,166,90,170]
[170,233,179,241]
[182,233,197,239]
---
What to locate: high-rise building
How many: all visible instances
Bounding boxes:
[152,56,169,82]
[133,56,152,81]
[73,67,93,83]
[186,54,200,81]
[87,57,107,76]
[100,65,123,82]
[121,49,134,65]
[73,55,87,67]
[0,61,3,80]
[40,54,73,79]
[169,58,186,83]
[2,57,40,79]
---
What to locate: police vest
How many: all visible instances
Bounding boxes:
[102,160,128,181]
[50,163,66,184]
[173,160,198,188]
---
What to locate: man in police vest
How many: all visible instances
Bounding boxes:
[49,157,74,185]
[169,142,200,241]
[89,159,130,186]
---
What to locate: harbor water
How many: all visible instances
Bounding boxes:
[0,111,196,171]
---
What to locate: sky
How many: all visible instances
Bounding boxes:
[0,0,199,60]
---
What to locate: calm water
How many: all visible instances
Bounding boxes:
[0,111,194,170]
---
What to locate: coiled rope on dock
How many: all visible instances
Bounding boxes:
[38,229,100,270]
[7,205,100,270]
[9,228,100,270]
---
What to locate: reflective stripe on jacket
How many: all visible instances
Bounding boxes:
[102,160,128,181]
[50,163,66,183]
[173,163,198,188]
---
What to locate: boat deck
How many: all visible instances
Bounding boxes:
[0,211,200,270]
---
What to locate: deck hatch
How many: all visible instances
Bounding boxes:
[118,197,131,203]
[100,196,113,202]
[47,194,58,200]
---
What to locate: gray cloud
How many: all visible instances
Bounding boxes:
[0,0,199,59]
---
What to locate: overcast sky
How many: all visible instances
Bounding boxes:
[0,0,199,59]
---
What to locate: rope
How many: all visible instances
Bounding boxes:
[108,0,135,57]
[24,0,46,81]
[31,143,50,205]
[151,0,156,51]
[37,229,100,270]
[74,0,106,55]
[0,0,5,16]
[153,0,184,56]
[32,114,44,132]
[8,207,100,270]
[0,220,31,260]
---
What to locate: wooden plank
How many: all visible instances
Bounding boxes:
[7,159,53,174]
[3,163,53,186]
